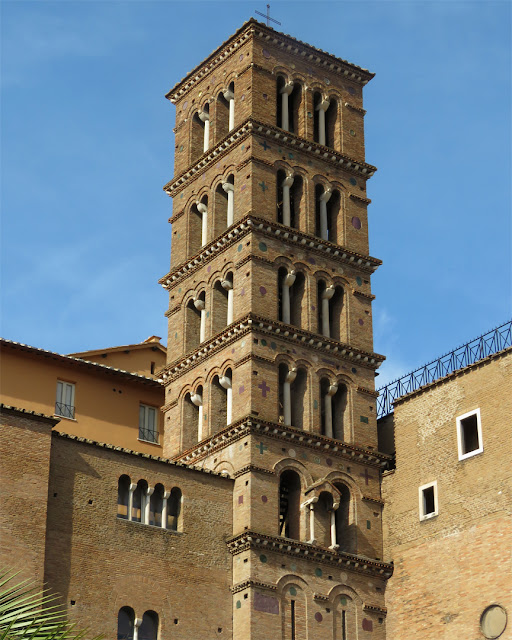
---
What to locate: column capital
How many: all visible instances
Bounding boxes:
[284,271,296,287]
[282,175,295,188]
[190,392,203,407]
[222,89,234,101]
[319,188,332,203]
[321,285,335,300]
[280,81,294,96]
[219,375,232,390]
[163,490,171,499]
[327,383,338,397]
[222,182,234,194]
[221,278,233,291]
[198,110,210,122]
[196,202,208,214]
[316,97,330,112]
[285,368,297,384]
[193,298,205,311]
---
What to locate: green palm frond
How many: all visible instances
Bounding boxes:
[0,571,101,640]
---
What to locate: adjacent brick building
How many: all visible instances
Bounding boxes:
[1,18,510,640]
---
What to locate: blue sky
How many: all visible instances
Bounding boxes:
[1,0,511,388]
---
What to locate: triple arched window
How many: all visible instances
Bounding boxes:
[190,84,236,162]
[117,476,182,531]
[118,608,158,640]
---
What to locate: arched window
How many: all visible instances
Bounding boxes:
[277,171,303,229]
[333,594,356,640]
[185,291,205,352]
[278,268,305,327]
[190,196,208,249]
[183,387,202,448]
[279,470,301,540]
[198,104,210,152]
[216,92,230,142]
[317,279,335,338]
[315,185,340,242]
[278,364,307,429]
[325,98,337,149]
[149,483,165,527]
[332,384,349,441]
[320,378,339,438]
[316,491,334,548]
[117,475,130,519]
[334,483,354,552]
[281,585,305,640]
[117,607,135,640]
[216,83,234,141]
[314,93,337,148]
[132,479,148,523]
[214,175,234,235]
[329,285,345,341]
[276,77,301,134]
[139,611,158,640]
[168,487,182,531]
[191,112,204,163]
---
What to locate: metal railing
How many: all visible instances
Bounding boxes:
[377,320,512,418]
[55,402,75,419]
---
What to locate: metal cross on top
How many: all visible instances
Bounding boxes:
[255,4,281,27]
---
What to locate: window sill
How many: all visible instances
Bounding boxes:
[116,517,183,535]
[137,438,161,447]
[54,415,77,422]
[458,448,484,462]
[419,512,438,522]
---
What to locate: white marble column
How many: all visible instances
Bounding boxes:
[190,392,203,441]
[222,182,235,227]
[329,501,340,550]
[198,109,210,152]
[283,368,297,426]
[321,285,335,337]
[133,618,142,640]
[128,483,137,522]
[324,383,338,439]
[282,270,296,324]
[196,202,208,246]
[281,175,294,226]
[161,490,170,529]
[319,189,332,241]
[221,278,234,324]
[193,297,206,343]
[144,486,154,525]
[223,88,235,131]
[316,97,330,146]
[302,497,318,545]
[219,374,232,425]
[280,81,294,131]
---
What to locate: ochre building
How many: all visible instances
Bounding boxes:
[1,18,510,640]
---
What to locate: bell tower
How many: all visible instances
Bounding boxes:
[160,19,393,640]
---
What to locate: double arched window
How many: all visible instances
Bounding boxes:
[117,476,182,531]
[117,608,158,640]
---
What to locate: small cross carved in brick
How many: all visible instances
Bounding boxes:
[259,140,271,151]
[360,468,374,485]
[256,442,268,454]
[258,380,270,397]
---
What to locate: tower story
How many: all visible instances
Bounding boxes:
[160,19,392,640]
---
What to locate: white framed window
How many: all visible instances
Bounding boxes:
[139,404,158,443]
[456,408,483,460]
[418,481,438,521]
[55,380,75,419]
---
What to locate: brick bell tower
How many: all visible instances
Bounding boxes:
[159,19,393,640]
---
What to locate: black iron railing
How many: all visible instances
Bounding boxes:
[377,320,512,418]
[55,402,75,419]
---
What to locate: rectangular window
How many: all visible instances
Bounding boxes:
[55,381,75,419]
[456,408,483,460]
[419,481,438,521]
[139,404,158,443]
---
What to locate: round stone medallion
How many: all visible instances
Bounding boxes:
[481,605,508,639]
